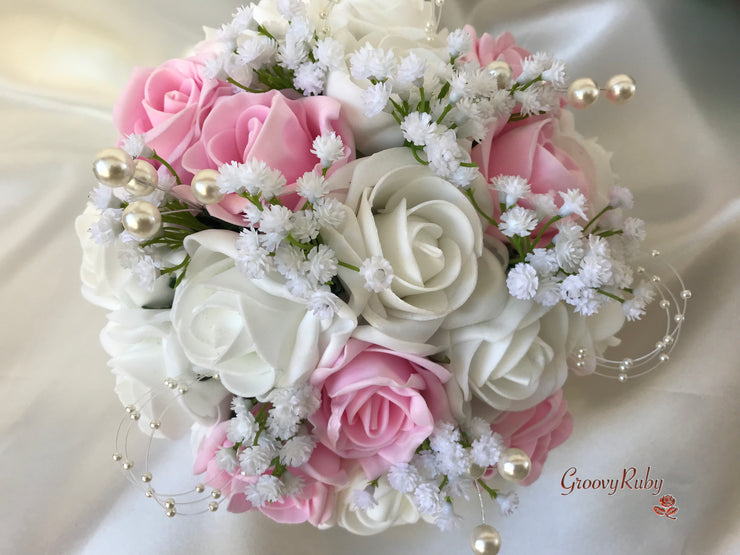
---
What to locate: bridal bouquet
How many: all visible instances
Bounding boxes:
[76,0,680,551]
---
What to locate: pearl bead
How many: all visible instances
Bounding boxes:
[178,384,189,395]
[191,169,225,205]
[164,378,178,389]
[112,452,122,462]
[164,498,175,510]
[195,484,205,493]
[663,335,674,345]
[129,411,141,421]
[145,487,155,498]
[497,448,531,482]
[122,200,162,241]
[93,148,135,188]
[122,460,134,470]
[149,420,161,430]
[486,60,513,89]
[211,489,222,499]
[567,78,599,109]
[141,472,152,483]
[208,502,219,512]
[575,360,586,369]
[636,266,646,274]
[674,314,685,323]
[622,358,633,368]
[618,372,628,383]
[659,300,671,309]
[470,524,502,555]
[125,405,136,414]
[467,463,486,480]
[124,159,159,197]
[165,508,176,518]
[655,340,665,350]
[659,354,670,362]
[680,289,692,300]
[605,74,636,104]
[651,275,661,283]
[651,249,661,257]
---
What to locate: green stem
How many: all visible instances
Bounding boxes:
[152,152,182,185]
[465,188,497,227]
[411,146,429,166]
[477,479,498,499]
[338,260,360,272]
[531,215,562,247]
[583,205,613,234]
[436,104,453,125]
[596,289,625,303]
[227,77,264,93]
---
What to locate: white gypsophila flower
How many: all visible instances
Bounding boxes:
[313,37,344,70]
[217,5,255,45]
[362,81,392,117]
[294,61,326,96]
[555,220,584,242]
[449,164,480,189]
[313,197,346,228]
[202,53,228,81]
[277,0,306,19]
[296,172,329,203]
[413,482,444,515]
[290,210,320,243]
[465,417,492,441]
[622,217,647,242]
[424,129,464,178]
[307,244,337,284]
[579,253,613,288]
[278,37,309,71]
[555,238,586,273]
[121,133,152,158]
[130,255,160,291]
[431,422,461,447]
[497,491,519,517]
[499,206,539,238]
[518,51,552,83]
[266,405,302,439]
[492,175,531,207]
[239,159,286,196]
[286,275,315,298]
[245,474,285,507]
[359,256,394,292]
[388,463,421,493]
[227,412,258,444]
[622,297,646,322]
[447,28,472,57]
[413,451,439,480]
[448,70,469,104]
[274,243,308,280]
[525,248,559,276]
[529,192,558,220]
[507,262,539,300]
[279,434,316,467]
[89,208,122,245]
[558,189,589,219]
[259,205,294,240]
[400,112,438,146]
[541,59,567,88]
[435,502,463,531]
[242,202,263,226]
[215,446,238,473]
[281,472,305,498]
[235,228,273,278]
[560,274,601,315]
[608,186,634,210]
[587,234,610,258]
[434,442,470,479]
[513,88,547,117]
[157,171,175,194]
[239,444,275,476]
[633,280,655,304]
[307,289,340,319]
[470,434,504,467]
[292,383,321,418]
[534,276,562,306]
[351,485,378,511]
[311,131,346,169]
[237,35,278,68]
[609,259,634,289]
[231,396,251,418]
[467,68,499,98]
[444,476,475,500]
[350,43,397,82]
[90,185,114,211]
[217,161,247,194]
[395,52,426,87]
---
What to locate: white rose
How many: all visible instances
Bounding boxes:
[170,229,356,398]
[335,470,420,536]
[433,245,570,412]
[100,308,230,439]
[75,203,175,310]
[324,148,490,347]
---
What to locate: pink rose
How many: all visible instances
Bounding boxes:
[193,421,247,498]
[113,57,232,181]
[309,339,452,478]
[491,389,573,486]
[228,445,347,527]
[462,26,531,80]
[176,89,355,225]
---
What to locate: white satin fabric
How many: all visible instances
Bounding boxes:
[2,1,739,553]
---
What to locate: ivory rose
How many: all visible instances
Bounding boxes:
[113,56,232,180]
[492,389,573,485]
[170,229,356,398]
[309,339,452,478]
[100,309,230,439]
[176,89,354,225]
[335,470,420,535]
[325,148,491,346]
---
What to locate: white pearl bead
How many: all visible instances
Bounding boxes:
[674,314,685,323]
[618,372,628,383]
[486,60,513,89]
[164,498,175,510]
[567,78,599,109]
[208,502,219,512]
[497,448,531,482]
[93,148,135,188]
[178,384,189,395]
[129,411,141,421]
[124,159,159,196]
[122,460,134,470]
[470,524,502,555]
[141,472,152,483]
[622,358,633,368]
[195,484,205,493]
[165,508,176,518]
[663,335,674,345]
[605,74,636,104]
[122,200,162,241]
[680,289,692,300]
[659,300,671,309]
[211,489,222,499]
[467,463,485,480]
[659,354,670,362]
[191,169,225,205]
[149,420,161,430]
[145,487,155,498]
[651,249,661,257]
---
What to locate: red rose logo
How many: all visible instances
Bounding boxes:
[653,494,678,520]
